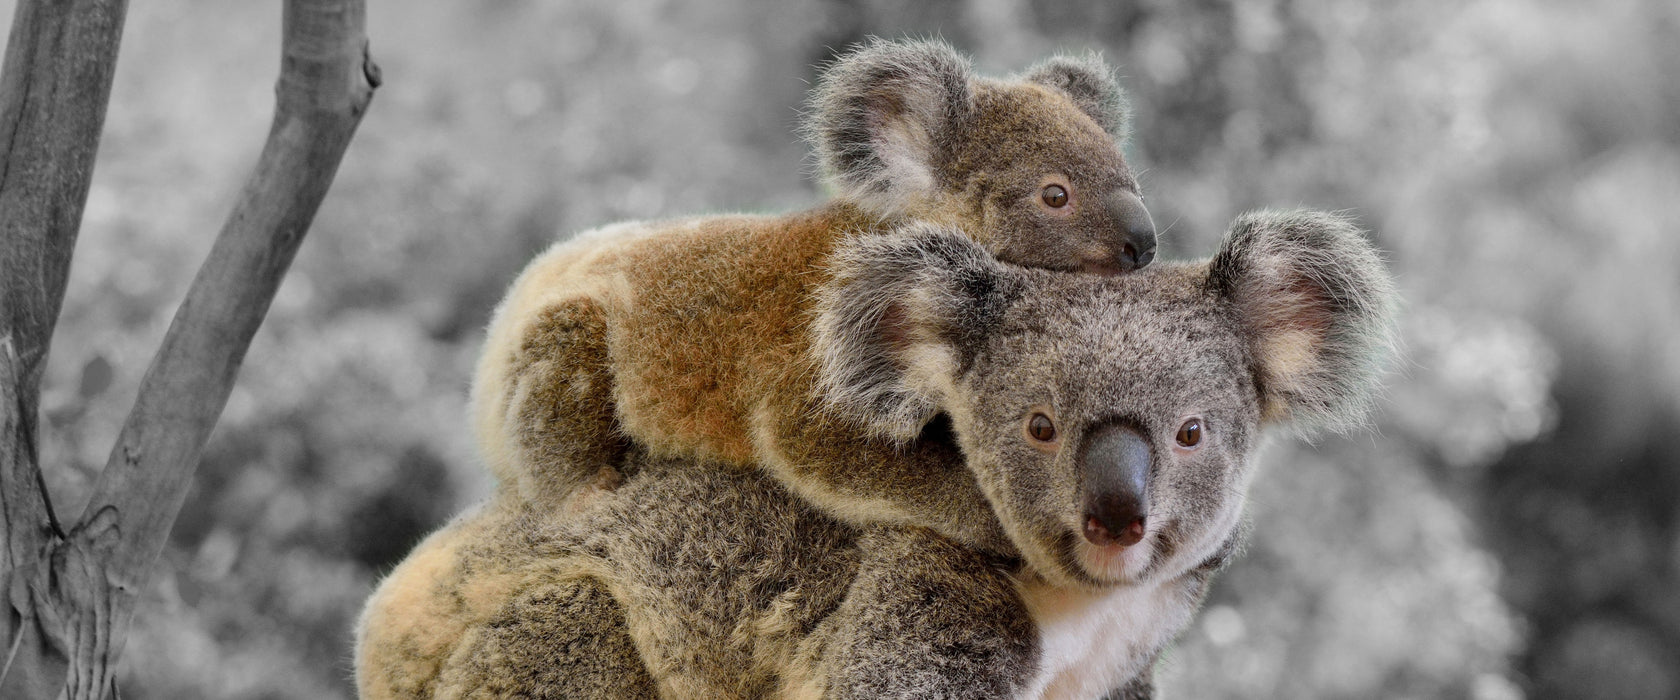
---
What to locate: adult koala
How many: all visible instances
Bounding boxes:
[358,210,1398,699]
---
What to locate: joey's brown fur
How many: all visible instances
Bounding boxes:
[476,39,1156,552]
[360,210,1399,698]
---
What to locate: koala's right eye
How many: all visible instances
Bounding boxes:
[1175,418,1204,448]
[1041,184,1069,208]
[1027,413,1058,443]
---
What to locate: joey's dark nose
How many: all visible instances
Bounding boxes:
[1104,190,1157,272]
[1081,422,1152,548]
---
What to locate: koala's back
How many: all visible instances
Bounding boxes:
[356,452,867,699]
[472,204,875,487]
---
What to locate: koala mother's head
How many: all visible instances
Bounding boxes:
[806,38,1156,274]
[814,211,1398,590]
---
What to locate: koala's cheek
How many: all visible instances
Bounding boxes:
[979,207,1054,265]
[1160,453,1253,566]
[1225,454,1263,505]
[981,450,1071,536]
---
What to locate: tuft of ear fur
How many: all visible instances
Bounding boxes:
[804,38,974,217]
[1021,51,1130,140]
[1206,209,1400,433]
[812,222,1018,441]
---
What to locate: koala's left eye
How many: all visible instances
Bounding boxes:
[1041,184,1069,208]
[1175,418,1204,448]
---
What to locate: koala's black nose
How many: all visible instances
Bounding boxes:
[1105,190,1157,272]
[1080,422,1152,548]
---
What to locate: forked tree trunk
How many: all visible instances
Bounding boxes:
[0,1,378,697]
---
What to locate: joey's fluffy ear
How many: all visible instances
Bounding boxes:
[805,38,974,216]
[1206,210,1400,432]
[1022,52,1130,139]
[813,222,1019,441]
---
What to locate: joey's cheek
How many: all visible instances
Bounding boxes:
[985,197,1029,238]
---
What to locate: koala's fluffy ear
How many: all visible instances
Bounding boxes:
[813,223,1018,441]
[1021,52,1130,140]
[1206,210,1400,432]
[805,38,975,217]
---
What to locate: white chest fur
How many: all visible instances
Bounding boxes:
[1015,574,1199,700]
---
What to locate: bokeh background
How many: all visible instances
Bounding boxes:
[3,0,1676,697]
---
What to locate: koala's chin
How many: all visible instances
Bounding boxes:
[1073,530,1158,585]
[1071,497,1245,589]
[1003,490,1240,593]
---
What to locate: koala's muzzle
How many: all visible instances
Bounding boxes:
[1082,190,1157,275]
[1080,422,1151,548]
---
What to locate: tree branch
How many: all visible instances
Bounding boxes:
[0,0,129,387]
[1,0,376,696]
[71,0,377,684]
[0,0,130,697]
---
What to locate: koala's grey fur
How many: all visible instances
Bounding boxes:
[1206,211,1399,432]
[358,209,1398,698]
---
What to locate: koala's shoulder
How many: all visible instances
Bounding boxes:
[356,496,618,698]
[356,499,523,697]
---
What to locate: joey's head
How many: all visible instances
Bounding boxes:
[805,38,1156,274]
[814,212,1398,590]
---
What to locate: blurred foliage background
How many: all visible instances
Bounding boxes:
[2,0,1676,697]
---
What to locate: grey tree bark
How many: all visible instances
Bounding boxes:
[0,1,377,697]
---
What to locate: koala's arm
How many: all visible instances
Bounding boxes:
[476,293,629,505]
[786,527,1039,699]
[471,222,656,505]
[758,396,1014,554]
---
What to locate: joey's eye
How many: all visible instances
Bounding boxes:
[1041,184,1069,208]
[1027,413,1057,442]
[1175,418,1203,448]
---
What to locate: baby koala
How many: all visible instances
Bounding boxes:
[358,210,1399,699]
[475,38,1155,552]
